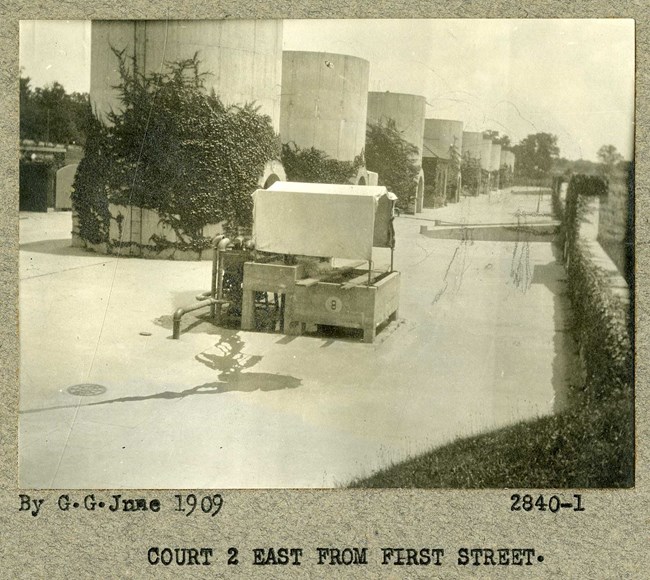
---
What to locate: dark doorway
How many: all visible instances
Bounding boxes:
[20,161,55,212]
[264,173,280,189]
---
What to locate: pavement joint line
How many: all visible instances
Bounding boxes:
[426,221,559,228]
[46,25,174,488]
[20,259,117,280]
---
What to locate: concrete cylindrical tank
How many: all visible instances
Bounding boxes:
[280,51,369,162]
[480,138,493,171]
[367,92,426,163]
[500,149,515,171]
[422,119,464,160]
[462,131,483,159]
[422,119,463,207]
[490,143,502,172]
[90,20,283,130]
[499,148,508,169]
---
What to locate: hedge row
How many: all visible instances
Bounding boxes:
[551,176,565,221]
[563,175,633,400]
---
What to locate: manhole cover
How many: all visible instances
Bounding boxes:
[66,383,107,397]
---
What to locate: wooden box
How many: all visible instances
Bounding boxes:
[289,271,400,343]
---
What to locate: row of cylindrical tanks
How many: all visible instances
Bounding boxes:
[85,20,515,255]
[90,20,515,174]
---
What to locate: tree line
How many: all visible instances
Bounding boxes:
[20,74,91,145]
[20,66,626,197]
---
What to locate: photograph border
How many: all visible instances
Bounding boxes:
[2,1,647,577]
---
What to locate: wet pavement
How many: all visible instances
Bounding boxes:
[19,187,577,488]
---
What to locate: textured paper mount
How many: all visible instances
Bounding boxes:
[2,2,647,578]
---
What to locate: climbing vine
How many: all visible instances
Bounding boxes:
[281,142,363,184]
[365,118,420,209]
[70,110,112,244]
[460,155,481,196]
[71,49,280,250]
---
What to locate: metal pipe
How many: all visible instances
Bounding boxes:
[172,298,226,339]
[216,237,232,250]
[210,235,225,317]
[173,234,233,339]
[215,237,231,308]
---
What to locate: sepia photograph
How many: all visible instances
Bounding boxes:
[18,18,634,490]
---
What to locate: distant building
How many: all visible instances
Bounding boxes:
[422,119,463,206]
[461,131,483,196]
[489,143,502,189]
[499,149,516,188]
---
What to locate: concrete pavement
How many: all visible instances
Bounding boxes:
[19,188,577,488]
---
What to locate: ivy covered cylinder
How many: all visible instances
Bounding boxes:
[72,23,284,260]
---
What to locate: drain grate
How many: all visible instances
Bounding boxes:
[67,383,107,397]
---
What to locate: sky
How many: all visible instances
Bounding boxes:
[20,19,635,161]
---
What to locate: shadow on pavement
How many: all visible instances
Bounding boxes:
[530,243,580,413]
[20,372,301,415]
[19,239,96,257]
[21,330,301,416]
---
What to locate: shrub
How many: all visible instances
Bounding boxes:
[460,156,481,195]
[550,176,565,221]
[424,184,445,208]
[499,166,513,188]
[72,49,280,250]
[566,174,607,198]
[365,119,420,209]
[566,239,632,399]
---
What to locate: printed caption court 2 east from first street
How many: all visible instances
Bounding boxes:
[146,546,544,567]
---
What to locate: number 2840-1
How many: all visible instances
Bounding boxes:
[511,494,584,513]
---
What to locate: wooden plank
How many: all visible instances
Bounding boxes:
[373,272,400,324]
[241,289,256,330]
[341,270,382,290]
[332,261,367,277]
[295,278,321,287]
[243,262,302,292]
[341,273,371,290]
[336,260,367,269]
